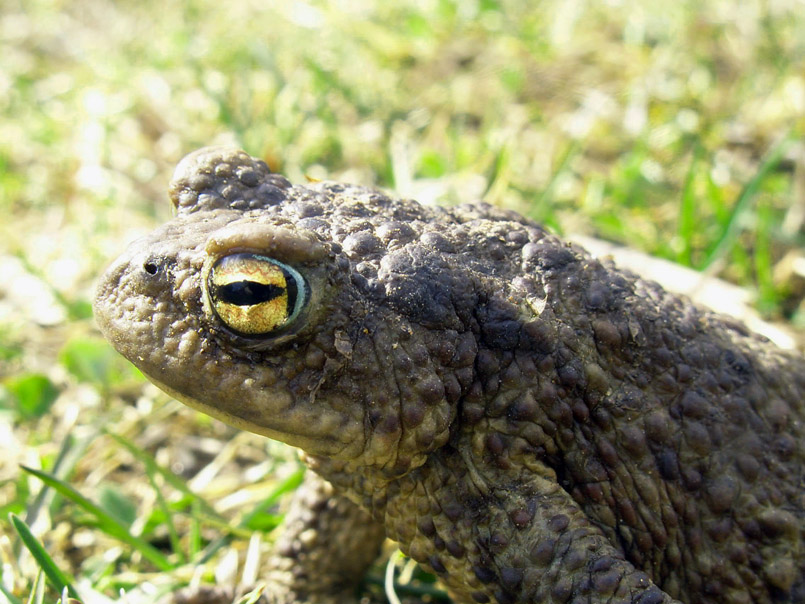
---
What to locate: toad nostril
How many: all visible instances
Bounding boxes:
[143,260,159,275]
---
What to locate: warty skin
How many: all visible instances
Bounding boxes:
[94,147,805,604]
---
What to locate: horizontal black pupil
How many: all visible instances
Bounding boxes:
[219,281,285,306]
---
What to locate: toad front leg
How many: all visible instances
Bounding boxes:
[382,450,679,604]
[264,471,386,603]
[172,471,385,604]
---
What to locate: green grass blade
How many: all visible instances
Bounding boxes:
[187,469,305,566]
[25,570,44,604]
[533,140,579,219]
[753,201,779,315]
[108,431,260,553]
[235,585,267,604]
[702,135,792,269]
[20,466,173,571]
[106,432,225,521]
[107,434,186,563]
[676,143,703,266]
[148,471,186,564]
[189,499,203,558]
[26,430,94,544]
[0,581,24,604]
[9,514,79,600]
[239,467,305,530]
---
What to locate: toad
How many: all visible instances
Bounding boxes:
[94,147,805,604]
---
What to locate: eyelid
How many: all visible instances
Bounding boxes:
[205,225,327,263]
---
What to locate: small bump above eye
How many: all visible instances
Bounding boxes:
[207,253,308,337]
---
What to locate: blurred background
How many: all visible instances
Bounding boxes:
[1,0,803,602]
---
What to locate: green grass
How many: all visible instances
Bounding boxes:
[1,0,804,601]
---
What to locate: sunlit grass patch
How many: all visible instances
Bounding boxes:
[1,0,803,601]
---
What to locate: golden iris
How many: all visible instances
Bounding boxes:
[208,253,307,336]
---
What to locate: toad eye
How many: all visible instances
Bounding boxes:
[208,253,308,336]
